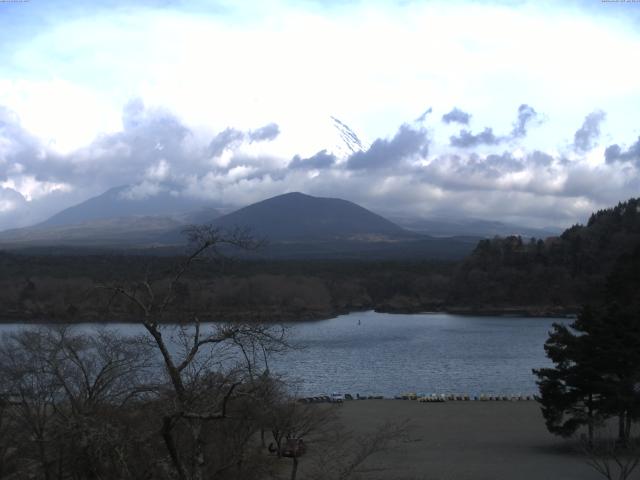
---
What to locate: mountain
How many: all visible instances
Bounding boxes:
[0,186,221,247]
[0,189,480,260]
[329,116,368,158]
[391,216,560,239]
[39,185,215,227]
[156,192,481,260]
[210,192,412,242]
[0,216,185,246]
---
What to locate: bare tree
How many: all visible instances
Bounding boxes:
[100,225,288,480]
[264,396,338,480]
[583,436,640,480]
[0,326,158,479]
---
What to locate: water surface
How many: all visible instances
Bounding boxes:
[272,311,567,397]
[0,311,569,397]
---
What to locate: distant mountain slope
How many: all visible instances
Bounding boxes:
[0,186,222,247]
[156,192,481,259]
[40,185,213,227]
[211,192,413,241]
[0,216,185,246]
[392,216,560,239]
[0,189,479,260]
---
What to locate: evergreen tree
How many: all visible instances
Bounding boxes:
[534,309,605,443]
[534,246,640,444]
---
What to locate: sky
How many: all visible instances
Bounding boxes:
[1,0,640,230]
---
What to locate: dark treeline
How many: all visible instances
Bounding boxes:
[0,254,455,322]
[1,197,640,322]
[449,198,640,312]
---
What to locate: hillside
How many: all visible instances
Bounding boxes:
[162,192,481,260]
[391,216,559,239]
[448,198,640,311]
[0,186,221,247]
[211,192,412,241]
[39,185,214,227]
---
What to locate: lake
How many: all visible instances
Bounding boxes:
[274,311,569,397]
[0,311,570,398]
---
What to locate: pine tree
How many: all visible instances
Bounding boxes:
[534,246,640,444]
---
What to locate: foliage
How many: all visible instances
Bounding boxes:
[451,197,640,309]
[534,244,640,444]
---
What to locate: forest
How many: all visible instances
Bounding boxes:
[0,197,638,323]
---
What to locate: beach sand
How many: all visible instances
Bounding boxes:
[328,399,605,480]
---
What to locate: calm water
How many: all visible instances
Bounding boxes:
[0,311,570,398]
[274,311,569,397]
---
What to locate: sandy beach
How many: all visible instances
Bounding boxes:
[330,399,606,480]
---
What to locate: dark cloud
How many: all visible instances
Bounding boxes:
[529,150,554,167]
[2,98,639,233]
[415,107,432,123]
[449,127,501,148]
[441,107,470,125]
[485,152,525,173]
[208,128,244,157]
[248,123,280,142]
[347,124,429,170]
[0,100,287,229]
[210,122,280,155]
[289,150,336,170]
[604,137,640,166]
[511,104,539,138]
[574,110,606,152]
[449,104,540,148]
[0,106,45,181]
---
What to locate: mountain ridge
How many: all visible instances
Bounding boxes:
[209,192,414,242]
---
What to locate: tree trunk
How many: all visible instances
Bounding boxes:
[162,416,187,480]
[37,437,51,480]
[625,412,632,442]
[190,420,205,480]
[587,397,594,447]
[290,456,299,480]
[618,412,627,445]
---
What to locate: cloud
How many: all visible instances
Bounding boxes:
[0,100,288,228]
[573,110,606,152]
[248,123,280,142]
[289,150,336,170]
[0,187,26,214]
[346,124,429,170]
[1,97,639,233]
[510,104,539,138]
[208,128,244,158]
[449,104,541,148]
[604,137,640,166]
[415,107,432,123]
[441,107,470,125]
[119,180,164,200]
[449,127,501,148]
[209,123,280,156]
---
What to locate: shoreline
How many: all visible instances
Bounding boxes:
[0,304,578,324]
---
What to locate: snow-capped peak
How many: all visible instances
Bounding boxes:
[328,116,368,160]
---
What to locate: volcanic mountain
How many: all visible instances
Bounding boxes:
[210,192,412,242]
[0,186,220,246]
[157,192,479,260]
[39,185,214,227]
